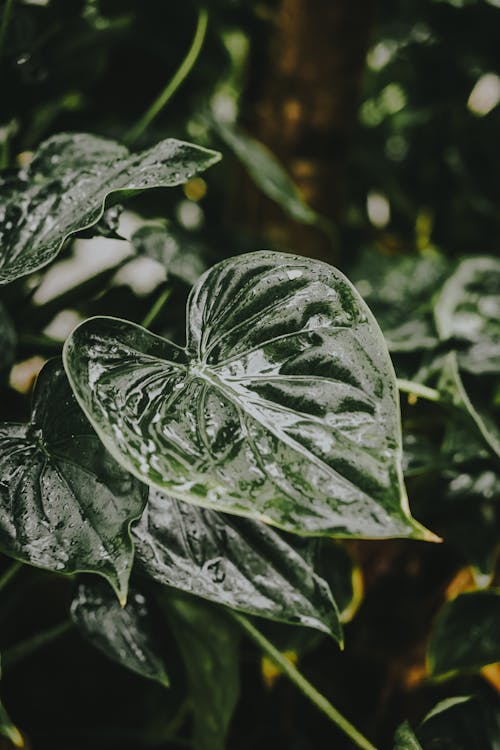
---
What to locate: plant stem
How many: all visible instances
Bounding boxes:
[141,286,172,329]
[124,7,209,146]
[231,612,379,750]
[3,619,73,669]
[0,0,15,63]
[0,561,22,594]
[396,378,440,403]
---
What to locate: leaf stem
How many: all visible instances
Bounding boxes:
[230,612,379,750]
[141,286,172,329]
[0,561,22,594]
[396,379,440,403]
[3,618,73,669]
[0,0,15,63]
[124,7,209,146]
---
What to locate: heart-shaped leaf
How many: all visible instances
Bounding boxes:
[428,589,500,678]
[0,359,147,602]
[160,592,240,750]
[64,251,432,540]
[0,304,15,370]
[0,132,221,285]
[133,488,342,640]
[71,579,170,686]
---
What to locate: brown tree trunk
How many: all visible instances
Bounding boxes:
[234,0,376,261]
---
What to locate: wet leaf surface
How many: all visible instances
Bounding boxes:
[393,721,423,750]
[71,579,170,687]
[64,251,429,539]
[0,133,221,285]
[428,589,500,677]
[133,487,342,640]
[0,359,147,602]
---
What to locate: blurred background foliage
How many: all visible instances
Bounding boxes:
[0,1,500,749]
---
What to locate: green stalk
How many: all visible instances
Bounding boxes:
[141,286,172,329]
[3,619,73,669]
[397,378,440,403]
[124,7,208,146]
[0,561,22,594]
[231,612,379,750]
[0,0,15,63]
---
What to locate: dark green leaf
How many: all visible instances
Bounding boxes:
[434,257,500,375]
[211,118,332,233]
[428,589,500,677]
[439,352,500,458]
[0,304,16,370]
[64,251,433,540]
[71,580,170,687]
[315,540,362,623]
[0,133,221,285]
[416,696,500,750]
[132,224,207,286]
[161,592,240,750]
[133,487,342,640]
[0,359,146,602]
[351,249,449,353]
[393,721,423,750]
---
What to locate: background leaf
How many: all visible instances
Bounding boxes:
[0,359,146,602]
[132,224,208,287]
[0,133,221,285]
[0,304,16,371]
[428,589,500,678]
[393,721,423,750]
[133,487,342,640]
[415,696,500,750]
[64,251,431,540]
[160,592,240,750]
[71,579,170,687]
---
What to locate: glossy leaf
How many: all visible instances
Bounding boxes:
[0,359,146,602]
[211,119,332,232]
[0,304,16,370]
[133,487,342,640]
[71,580,169,686]
[416,695,500,749]
[161,592,240,750]
[428,589,500,677]
[132,225,207,287]
[434,257,500,375]
[0,133,221,285]
[393,721,423,750]
[64,251,432,540]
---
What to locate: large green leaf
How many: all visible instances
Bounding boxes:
[434,257,500,375]
[393,722,423,750]
[416,696,500,750]
[133,488,342,640]
[161,592,240,750]
[210,119,332,234]
[71,580,170,686]
[64,251,432,540]
[428,589,500,678]
[0,133,221,285]
[0,359,146,602]
[0,303,16,370]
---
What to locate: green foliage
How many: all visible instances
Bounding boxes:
[0,359,147,602]
[63,251,428,540]
[0,133,220,284]
[428,590,500,678]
